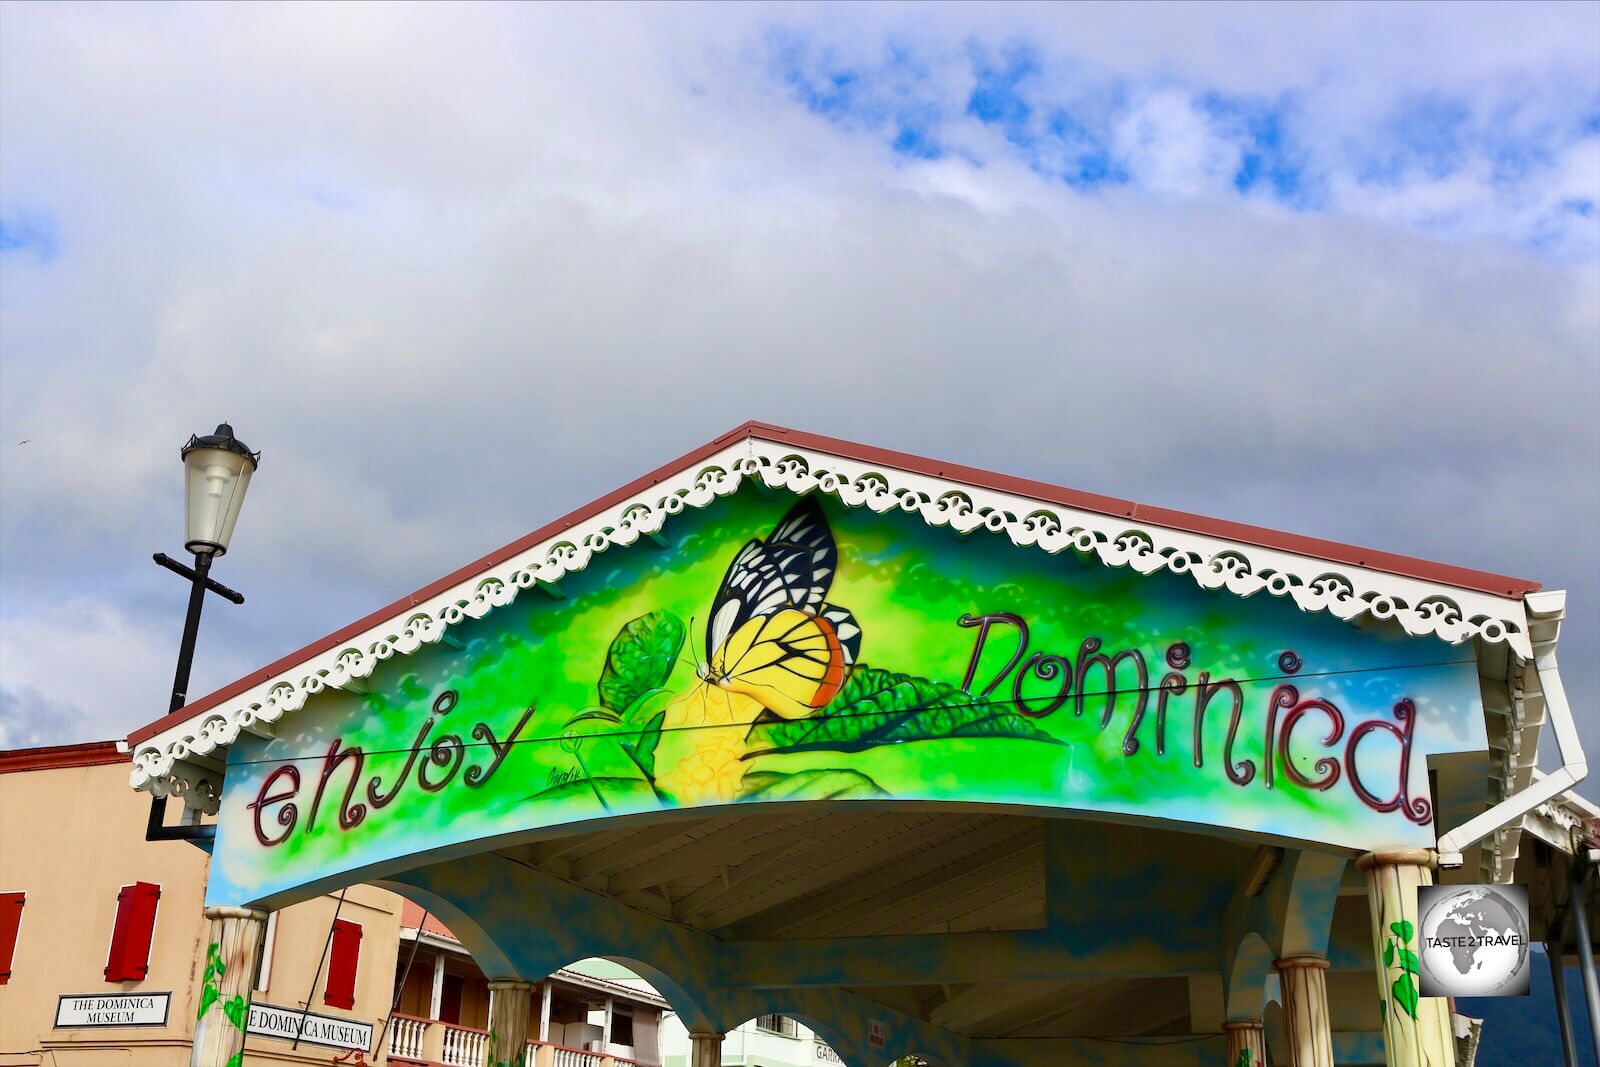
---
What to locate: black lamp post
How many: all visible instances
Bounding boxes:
[145,423,259,843]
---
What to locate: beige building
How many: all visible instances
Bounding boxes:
[0,742,665,1067]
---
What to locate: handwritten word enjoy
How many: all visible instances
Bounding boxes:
[248,690,535,847]
[958,613,1431,825]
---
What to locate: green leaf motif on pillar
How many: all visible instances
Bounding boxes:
[1385,920,1421,1020]
[198,942,224,1021]
[223,994,249,1031]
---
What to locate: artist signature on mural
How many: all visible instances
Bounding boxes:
[544,765,583,791]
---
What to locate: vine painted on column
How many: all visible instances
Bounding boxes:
[197,941,251,1067]
[1234,1049,1255,1067]
[483,1023,515,1067]
[1382,919,1422,1020]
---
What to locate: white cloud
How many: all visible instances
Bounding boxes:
[1111,92,1242,197]
[0,598,249,746]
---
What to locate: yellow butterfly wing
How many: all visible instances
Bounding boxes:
[709,607,846,719]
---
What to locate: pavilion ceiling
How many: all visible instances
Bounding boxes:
[491,808,1267,1042]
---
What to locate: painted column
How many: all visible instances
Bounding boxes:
[688,1028,724,1067]
[539,980,552,1042]
[190,906,269,1067]
[1223,1019,1267,1067]
[1357,849,1455,1067]
[1274,955,1334,1067]
[486,979,535,1067]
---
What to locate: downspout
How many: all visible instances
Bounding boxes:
[1438,590,1588,868]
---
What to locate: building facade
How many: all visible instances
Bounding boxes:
[659,1013,843,1067]
[0,743,667,1067]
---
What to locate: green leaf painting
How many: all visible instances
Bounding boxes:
[745,666,1061,756]
[621,708,667,779]
[223,994,249,1031]
[737,768,890,801]
[197,982,219,1022]
[598,612,685,712]
[1391,973,1419,1020]
[1384,917,1421,1021]
[197,941,224,1021]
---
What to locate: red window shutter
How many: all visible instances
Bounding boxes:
[104,882,160,982]
[0,892,24,985]
[323,919,361,1009]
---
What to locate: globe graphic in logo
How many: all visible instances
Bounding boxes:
[1418,886,1529,996]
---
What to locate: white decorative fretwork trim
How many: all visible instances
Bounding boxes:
[132,437,1534,808]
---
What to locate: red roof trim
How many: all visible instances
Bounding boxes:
[0,740,128,774]
[129,421,1538,747]
[750,423,1540,598]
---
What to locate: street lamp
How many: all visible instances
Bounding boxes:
[181,423,258,557]
[146,423,259,843]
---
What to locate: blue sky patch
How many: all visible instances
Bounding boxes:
[0,210,58,262]
[750,26,1598,256]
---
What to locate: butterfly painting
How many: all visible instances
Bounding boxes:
[557,494,1057,808]
[698,497,862,718]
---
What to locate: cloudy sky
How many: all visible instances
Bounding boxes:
[1,3,1596,797]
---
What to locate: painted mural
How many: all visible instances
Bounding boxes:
[210,491,1486,905]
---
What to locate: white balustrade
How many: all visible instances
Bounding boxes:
[387,1015,429,1063]
[442,1022,489,1067]
[553,1045,605,1067]
[522,1039,620,1067]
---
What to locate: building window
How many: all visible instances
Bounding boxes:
[253,912,278,992]
[0,891,24,985]
[323,918,362,1010]
[755,1014,797,1038]
[104,882,161,982]
[611,1008,634,1047]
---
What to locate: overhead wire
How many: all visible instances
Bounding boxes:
[222,651,1475,767]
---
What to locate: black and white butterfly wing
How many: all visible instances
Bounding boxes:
[704,498,842,659]
[821,604,861,668]
[705,541,816,658]
[765,497,837,612]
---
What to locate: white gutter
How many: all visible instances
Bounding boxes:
[1438,590,1588,868]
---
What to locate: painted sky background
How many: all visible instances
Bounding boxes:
[1,3,1596,798]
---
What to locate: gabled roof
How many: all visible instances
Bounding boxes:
[128,421,1540,806]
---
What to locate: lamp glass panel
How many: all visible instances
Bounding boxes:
[183,447,254,554]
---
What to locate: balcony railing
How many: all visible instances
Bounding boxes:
[524,1040,648,1067]
[441,1022,490,1067]
[387,1013,432,1065]
[385,1018,652,1067]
